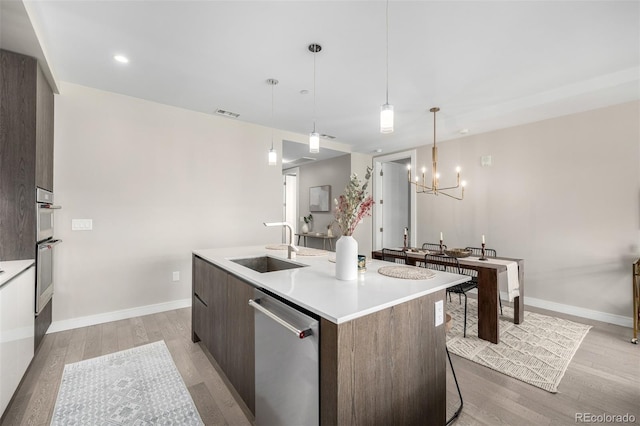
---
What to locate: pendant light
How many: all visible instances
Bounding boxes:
[309,43,321,153]
[380,0,394,133]
[267,78,278,166]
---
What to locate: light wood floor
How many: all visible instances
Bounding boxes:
[1,304,638,426]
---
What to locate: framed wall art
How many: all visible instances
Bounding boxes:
[309,185,331,212]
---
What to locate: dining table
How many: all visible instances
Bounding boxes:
[371,249,525,344]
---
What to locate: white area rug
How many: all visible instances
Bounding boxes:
[446,298,591,393]
[377,265,436,280]
[51,341,203,425]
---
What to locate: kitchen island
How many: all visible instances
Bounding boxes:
[192,245,470,425]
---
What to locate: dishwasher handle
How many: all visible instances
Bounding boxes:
[249,299,313,339]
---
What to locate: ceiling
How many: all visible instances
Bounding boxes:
[7,1,640,155]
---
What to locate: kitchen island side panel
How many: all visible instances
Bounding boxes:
[320,289,446,426]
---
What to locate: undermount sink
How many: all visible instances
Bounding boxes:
[230,256,307,273]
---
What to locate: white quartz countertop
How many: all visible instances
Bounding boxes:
[193,245,470,324]
[0,260,35,290]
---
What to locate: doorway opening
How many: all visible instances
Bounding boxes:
[373,150,417,250]
[283,169,299,243]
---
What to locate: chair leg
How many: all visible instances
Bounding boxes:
[499,294,503,315]
[446,347,463,425]
[458,293,462,305]
[463,293,468,338]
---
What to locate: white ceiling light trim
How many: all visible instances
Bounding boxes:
[113,54,129,63]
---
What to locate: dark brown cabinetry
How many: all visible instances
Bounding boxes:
[0,49,54,259]
[35,64,54,191]
[1,49,55,352]
[0,50,37,261]
[192,256,255,414]
[192,254,446,425]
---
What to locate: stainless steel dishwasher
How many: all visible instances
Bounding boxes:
[249,289,319,426]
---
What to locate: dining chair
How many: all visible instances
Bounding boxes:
[422,242,447,252]
[424,254,477,337]
[464,246,502,315]
[381,248,408,264]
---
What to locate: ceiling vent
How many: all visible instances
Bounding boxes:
[285,157,318,166]
[215,109,240,119]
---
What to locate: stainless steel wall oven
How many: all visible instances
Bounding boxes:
[36,188,61,315]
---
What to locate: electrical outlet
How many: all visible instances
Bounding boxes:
[72,219,93,231]
[435,300,444,326]
[172,271,180,282]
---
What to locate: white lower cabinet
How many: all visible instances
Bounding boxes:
[0,265,35,416]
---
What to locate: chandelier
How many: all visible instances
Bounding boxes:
[408,107,466,200]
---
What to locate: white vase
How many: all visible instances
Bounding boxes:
[335,235,358,281]
[301,223,309,233]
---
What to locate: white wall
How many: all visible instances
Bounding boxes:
[297,154,351,249]
[350,152,374,258]
[415,101,640,320]
[52,83,300,325]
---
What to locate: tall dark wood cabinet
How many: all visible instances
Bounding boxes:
[0,49,55,351]
[0,50,37,261]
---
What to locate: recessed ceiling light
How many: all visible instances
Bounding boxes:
[300,89,310,95]
[114,55,129,64]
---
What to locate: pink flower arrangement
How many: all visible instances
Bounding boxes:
[334,166,374,236]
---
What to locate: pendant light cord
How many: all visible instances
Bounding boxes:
[271,81,275,150]
[313,48,317,133]
[385,0,389,104]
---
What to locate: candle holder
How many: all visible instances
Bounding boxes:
[403,234,408,251]
[479,242,488,261]
[439,239,445,255]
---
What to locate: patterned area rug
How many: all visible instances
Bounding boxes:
[446,298,591,393]
[51,341,203,425]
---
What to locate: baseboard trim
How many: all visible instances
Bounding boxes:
[48,298,192,334]
[497,291,633,328]
[48,292,634,333]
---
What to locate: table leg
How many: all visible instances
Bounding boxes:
[477,268,499,344]
[297,235,301,246]
[514,260,525,324]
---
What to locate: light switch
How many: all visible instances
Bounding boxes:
[72,219,93,231]
[435,300,444,326]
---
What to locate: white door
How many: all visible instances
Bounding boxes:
[382,162,410,248]
[373,150,417,251]
[283,172,298,242]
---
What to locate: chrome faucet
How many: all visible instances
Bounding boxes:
[264,222,299,259]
